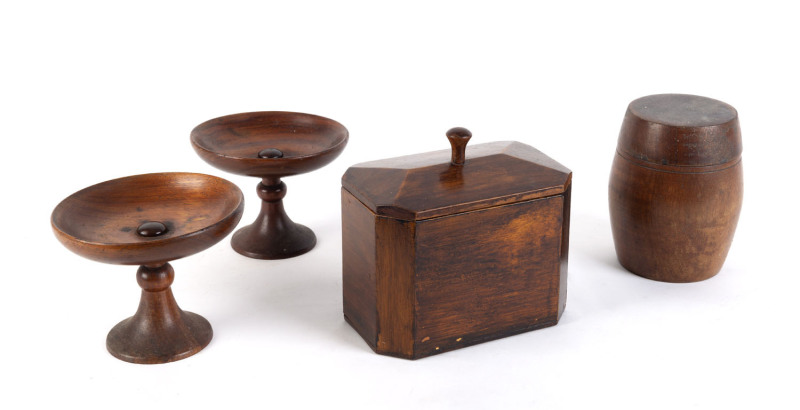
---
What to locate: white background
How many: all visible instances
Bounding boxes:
[2,1,798,409]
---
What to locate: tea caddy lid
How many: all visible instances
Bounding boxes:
[342,127,572,221]
[617,94,742,168]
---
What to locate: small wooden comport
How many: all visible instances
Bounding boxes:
[191,111,348,259]
[51,173,244,364]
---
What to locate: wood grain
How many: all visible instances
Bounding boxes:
[609,94,743,282]
[342,141,571,220]
[191,111,348,259]
[191,111,348,178]
[342,129,572,359]
[610,154,743,282]
[342,189,378,347]
[558,184,571,318]
[52,172,244,266]
[51,172,244,363]
[106,263,213,364]
[375,214,416,358]
[413,197,563,358]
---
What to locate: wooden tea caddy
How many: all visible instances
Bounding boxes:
[341,128,572,359]
[51,173,244,364]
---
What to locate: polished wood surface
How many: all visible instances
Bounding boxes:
[445,126,472,165]
[342,129,571,359]
[341,191,379,346]
[52,172,245,266]
[374,206,416,358]
[106,263,213,364]
[191,111,348,259]
[342,141,571,220]
[52,172,244,363]
[230,178,317,259]
[610,155,743,282]
[191,111,348,178]
[558,185,571,318]
[609,94,743,282]
[413,196,564,358]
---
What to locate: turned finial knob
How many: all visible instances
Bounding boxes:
[446,127,472,166]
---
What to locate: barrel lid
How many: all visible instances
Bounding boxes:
[342,128,571,221]
[617,94,742,168]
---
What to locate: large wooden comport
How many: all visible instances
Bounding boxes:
[52,173,244,363]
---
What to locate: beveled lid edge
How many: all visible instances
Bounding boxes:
[342,141,572,221]
[343,180,572,221]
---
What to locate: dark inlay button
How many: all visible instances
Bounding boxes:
[137,221,167,237]
[258,148,284,159]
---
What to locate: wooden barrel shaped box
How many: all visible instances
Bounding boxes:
[341,128,572,359]
[609,94,743,283]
